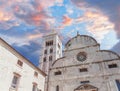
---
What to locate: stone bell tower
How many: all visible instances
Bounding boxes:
[39,30,62,74]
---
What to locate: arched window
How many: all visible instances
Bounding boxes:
[45,40,53,46]
[11,72,21,89]
[50,48,53,53]
[51,40,53,45]
[49,56,52,61]
[32,82,37,91]
[56,85,59,91]
[43,57,46,62]
[44,49,47,54]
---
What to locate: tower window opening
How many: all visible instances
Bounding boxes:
[46,40,53,46]
[51,40,53,45]
[49,56,52,61]
[48,42,50,46]
[50,48,53,53]
[44,50,47,54]
[43,57,46,62]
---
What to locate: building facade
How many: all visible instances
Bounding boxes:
[0,38,46,91]
[40,32,120,91]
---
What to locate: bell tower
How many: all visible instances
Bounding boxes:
[39,30,62,74]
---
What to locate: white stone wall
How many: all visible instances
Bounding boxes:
[0,43,45,91]
[56,35,62,59]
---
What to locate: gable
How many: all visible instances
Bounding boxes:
[52,43,120,68]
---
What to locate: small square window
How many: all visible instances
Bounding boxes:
[79,68,88,72]
[54,71,61,75]
[34,71,38,77]
[17,60,23,67]
[108,64,117,68]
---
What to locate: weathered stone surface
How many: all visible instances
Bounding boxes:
[44,34,120,91]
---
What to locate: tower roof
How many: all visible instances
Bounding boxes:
[44,29,57,37]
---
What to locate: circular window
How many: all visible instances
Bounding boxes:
[77,52,87,62]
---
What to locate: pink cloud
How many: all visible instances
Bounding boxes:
[76,11,114,41]
[35,0,63,9]
[31,13,46,25]
[0,10,12,22]
[12,0,61,30]
[0,0,63,31]
[71,0,120,40]
[62,15,73,26]
[27,33,43,40]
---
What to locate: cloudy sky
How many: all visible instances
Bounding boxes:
[0,0,120,66]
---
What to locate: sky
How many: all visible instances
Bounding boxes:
[0,0,120,66]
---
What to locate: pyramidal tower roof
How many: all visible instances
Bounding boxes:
[45,29,57,37]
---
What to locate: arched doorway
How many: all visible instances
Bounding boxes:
[74,84,98,91]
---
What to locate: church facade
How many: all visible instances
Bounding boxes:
[40,31,120,91]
